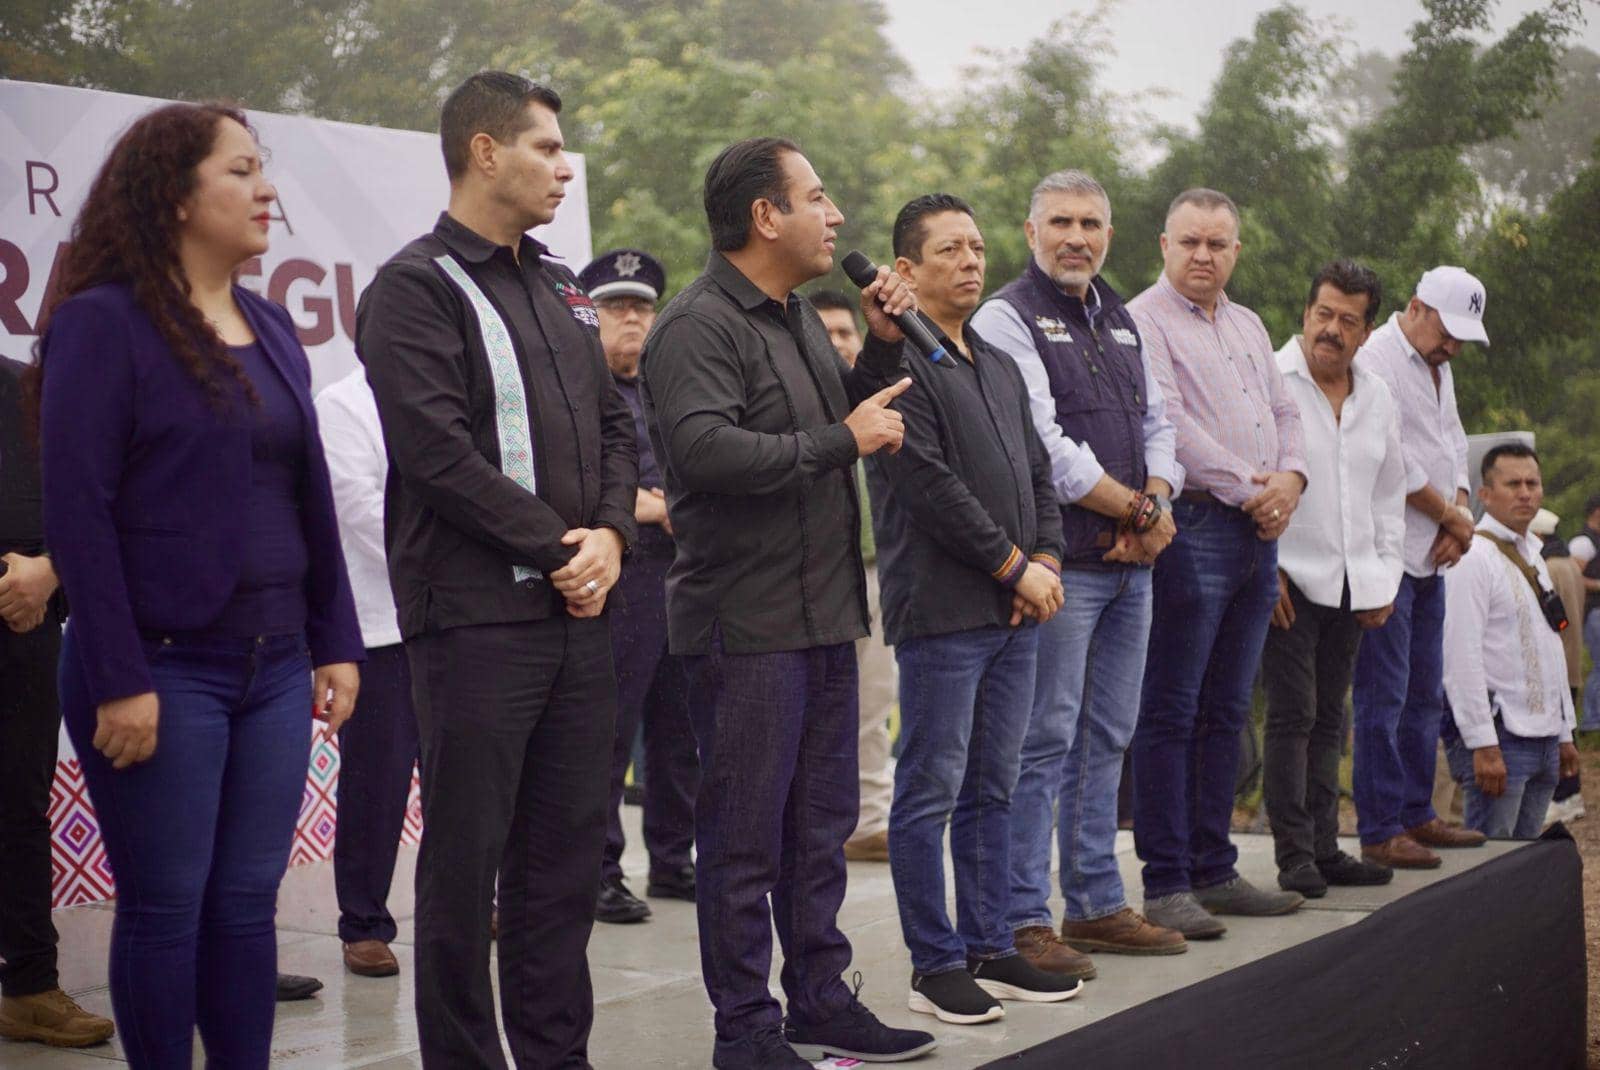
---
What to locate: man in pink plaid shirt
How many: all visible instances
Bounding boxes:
[1125,188,1310,939]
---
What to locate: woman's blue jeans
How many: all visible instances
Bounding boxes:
[60,624,312,1070]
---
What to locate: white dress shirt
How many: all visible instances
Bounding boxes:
[1353,314,1470,578]
[971,282,1183,503]
[1443,514,1575,748]
[314,367,402,649]
[1273,338,1406,611]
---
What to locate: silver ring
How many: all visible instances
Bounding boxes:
[585,579,600,594]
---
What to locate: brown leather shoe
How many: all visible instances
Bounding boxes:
[1061,907,1187,956]
[1406,817,1487,848]
[0,989,115,1047]
[1013,924,1099,980]
[843,829,889,862]
[1362,833,1441,869]
[343,939,400,978]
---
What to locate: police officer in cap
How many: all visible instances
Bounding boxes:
[579,249,701,923]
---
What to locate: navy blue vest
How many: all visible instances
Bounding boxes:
[991,262,1147,568]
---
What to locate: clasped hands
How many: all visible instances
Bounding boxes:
[1242,470,1303,541]
[550,525,626,618]
[0,552,58,634]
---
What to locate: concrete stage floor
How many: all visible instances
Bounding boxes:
[6,812,1518,1069]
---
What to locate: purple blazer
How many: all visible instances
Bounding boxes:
[40,282,364,706]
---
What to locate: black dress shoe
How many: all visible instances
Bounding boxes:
[595,876,651,924]
[647,863,696,902]
[1277,862,1328,899]
[275,973,324,1001]
[1317,850,1394,886]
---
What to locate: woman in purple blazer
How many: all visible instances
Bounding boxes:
[31,102,364,1069]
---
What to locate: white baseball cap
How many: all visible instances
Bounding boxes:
[1415,266,1489,346]
[1531,508,1559,537]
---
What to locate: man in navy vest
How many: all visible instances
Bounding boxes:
[971,170,1188,971]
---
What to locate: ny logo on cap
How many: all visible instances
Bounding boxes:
[1468,291,1483,314]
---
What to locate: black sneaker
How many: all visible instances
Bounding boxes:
[907,968,1003,1025]
[646,862,696,902]
[594,876,651,924]
[274,973,323,1001]
[1317,850,1394,886]
[968,953,1083,1003]
[1277,862,1328,898]
[712,1024,811,1069]
[785,984,937,1062]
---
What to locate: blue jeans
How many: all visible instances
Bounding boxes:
[59,624,312,1070]
[1132,498,1277,898]
[1443,725,1559,838]
[890,625,1037,974]
[1583,610,1600,731]
[1009,569,1151,928]
[1352,573,1444,845]
[683,633,857,1041]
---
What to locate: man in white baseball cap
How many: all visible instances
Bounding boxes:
[1347,265,1491,870]
[1414,266,1490,347]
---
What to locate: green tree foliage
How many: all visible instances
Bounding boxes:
[5,0,1597,512]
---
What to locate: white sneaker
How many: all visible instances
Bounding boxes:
[1546,795,1586,826]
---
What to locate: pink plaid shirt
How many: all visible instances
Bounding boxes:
[1128,274,1306,507]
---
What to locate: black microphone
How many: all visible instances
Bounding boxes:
[840,250,948,365]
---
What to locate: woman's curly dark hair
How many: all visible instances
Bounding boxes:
[26,101,260,430]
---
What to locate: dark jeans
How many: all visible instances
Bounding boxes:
[1352,573,1444,845]
[334,642,418,944]
[604,561,698,882]
[0,620,62,997]
[683,633,857,1041]
[1132,497,1278,898]
[1261,579,1362,871]
[1443,722,1559,838]
[59,624,312,1070]
[409,617,615,1070]
[891,625,1036,974]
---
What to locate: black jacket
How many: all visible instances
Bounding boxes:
[856,321,1063,645]
[641,254,884,655]
[356,214,638,639]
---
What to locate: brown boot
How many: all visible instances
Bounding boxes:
[1406,817,1487,848]
[1013,924,1098,980]
[0,989,115,1048]
[343,939,400,977]
[1362,833,1440,869]
[843,829,889,862]
[1061,907,1187,956]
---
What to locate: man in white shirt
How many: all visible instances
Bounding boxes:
[1263,261,1405,898]
[1349,266,1489,869]
[315,367,415,979]
[1442,444,1579,837]
[1567,495,1600,730]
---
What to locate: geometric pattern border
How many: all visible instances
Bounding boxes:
[50,741,422,908]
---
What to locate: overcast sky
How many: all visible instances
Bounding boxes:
[881,0,1600,130]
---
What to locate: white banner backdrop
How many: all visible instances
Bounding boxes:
[0,79,592,393]
[0,80,594,905]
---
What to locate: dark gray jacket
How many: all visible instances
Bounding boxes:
[857,319,1063,646]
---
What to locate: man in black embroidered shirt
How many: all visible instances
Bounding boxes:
[355,72,637,1070]
[641,137,934,1069]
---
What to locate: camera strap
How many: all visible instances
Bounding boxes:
[1473,530,1559,621]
